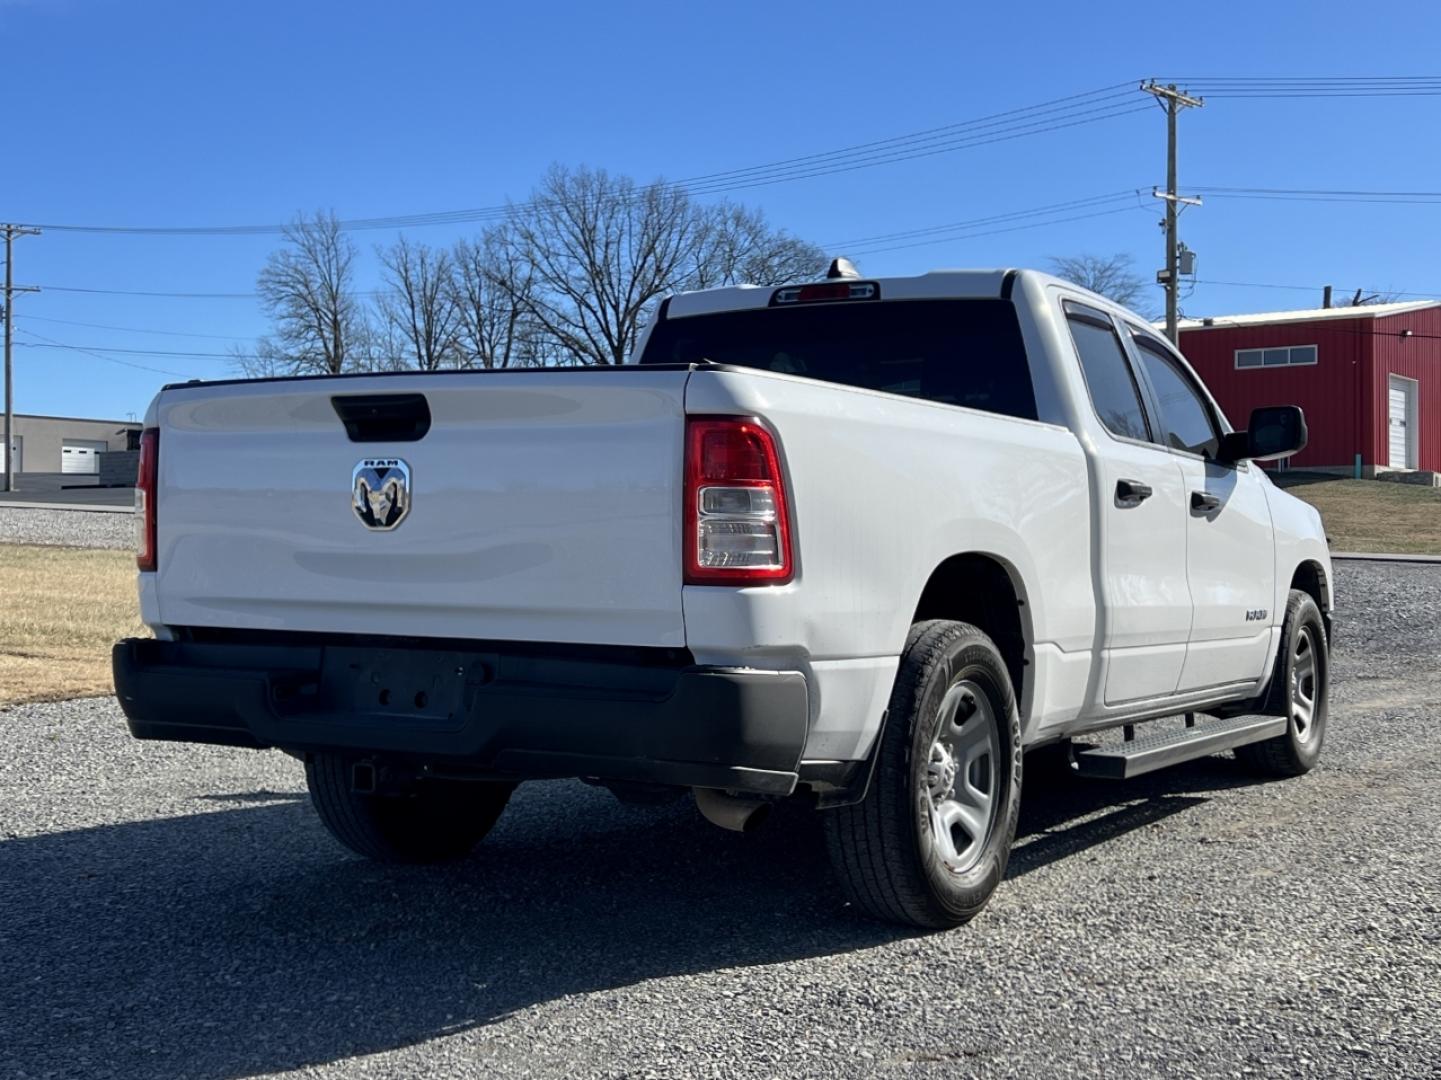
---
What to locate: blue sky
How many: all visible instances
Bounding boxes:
[5,0,1441,419]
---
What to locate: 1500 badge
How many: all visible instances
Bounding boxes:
[1245,609,1269,622]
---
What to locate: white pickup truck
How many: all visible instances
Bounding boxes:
[114,264,1332,929]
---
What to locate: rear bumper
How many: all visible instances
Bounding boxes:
[113,637,809,796]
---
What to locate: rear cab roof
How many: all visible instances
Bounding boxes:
[662,269,1012,323]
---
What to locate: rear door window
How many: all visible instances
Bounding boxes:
[1064,305,1152,442]
[639,299,1038,421]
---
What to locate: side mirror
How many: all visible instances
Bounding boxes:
[1219,405,1308,464]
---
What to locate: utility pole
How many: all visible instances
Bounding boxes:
[1143,82,1203,344]
[3,224,41,493]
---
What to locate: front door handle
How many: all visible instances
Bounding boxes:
[1116,479,1153,505]
[1191,490,1222,513]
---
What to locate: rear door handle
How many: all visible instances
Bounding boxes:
[1191,490,1221,513]
[1116,479,1153,505]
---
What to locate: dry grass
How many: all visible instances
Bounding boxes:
[1272,473,1441,555]
[0,544,146,706]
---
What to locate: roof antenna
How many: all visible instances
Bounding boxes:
[826,257,860,281]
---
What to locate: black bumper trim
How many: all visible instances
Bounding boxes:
[112,638,808,796]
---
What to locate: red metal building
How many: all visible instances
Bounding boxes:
[1178,300,1441,475]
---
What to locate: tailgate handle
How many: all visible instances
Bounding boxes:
[332,394,431,442]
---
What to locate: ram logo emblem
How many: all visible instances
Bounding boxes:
[352,458,411,531]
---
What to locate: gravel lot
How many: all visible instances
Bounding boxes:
[1,561,1438,1079]
[0,506,133,550]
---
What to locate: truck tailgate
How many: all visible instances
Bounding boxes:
[153,369,690,647]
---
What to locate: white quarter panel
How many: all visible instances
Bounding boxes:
[681,366,1096,750]
[153,371,691,647]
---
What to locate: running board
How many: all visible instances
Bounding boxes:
[1072,714,1288,780]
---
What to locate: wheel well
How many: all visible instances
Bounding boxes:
[913,554,1028,708]
[1291,560,1332,638]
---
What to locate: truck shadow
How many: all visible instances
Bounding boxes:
[0,758,1257,1079]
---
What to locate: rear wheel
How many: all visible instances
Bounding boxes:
[305,753,515,863]
[824,620,1022,929]
[1236,589,1328,777]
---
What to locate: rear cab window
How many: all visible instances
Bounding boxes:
[639,299,1038,422]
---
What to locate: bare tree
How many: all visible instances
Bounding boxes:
[250,211,365,376]
[491,166,830,365]
[496,166,702,365]
[689,204,828,290]
[228,339,291,379]
[451,232,549,368]
[243,171,829,376]
[378,237,462,370]
[353,311,413,373]
[1048,253,1150,312]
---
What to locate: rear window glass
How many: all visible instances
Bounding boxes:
[639,299,1037,421]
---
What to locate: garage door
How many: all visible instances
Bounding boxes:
[0,434,20,473]
[61,439,108,475]
[1388,376,1417,470]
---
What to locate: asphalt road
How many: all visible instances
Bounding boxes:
[0,472,134,508]
[1,562,1438,1079]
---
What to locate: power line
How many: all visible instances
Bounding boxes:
[1194,185,1441,205]
[23,199,1159,338]
[17,340,245,360]
[671,83,1139,187]
[1162,75,1441,80]
[18,85,1151,236]
[34,284,260,298]
[824,190,1146,248]
[1193,278,1441,298]
[14,329,197,376]
[1161,75,1441,94]
[30,190,1161,299]
[20,313,254,340]
[1198,185,1441,196]
[841,205,1152,258]
[672,100,1153,197]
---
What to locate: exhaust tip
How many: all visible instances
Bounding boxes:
[694,787,771,833]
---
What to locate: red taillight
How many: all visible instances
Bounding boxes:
[136,427,158,571]
[684,417,792,586]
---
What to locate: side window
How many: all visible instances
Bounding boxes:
[1065,308,1151,442]
[1132,337,1223,459]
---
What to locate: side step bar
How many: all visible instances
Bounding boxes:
[1073,714,1288,780]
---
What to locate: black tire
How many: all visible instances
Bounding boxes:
[1236,589,1328,777]
[305,754,515,863]
[824,620,1022,929]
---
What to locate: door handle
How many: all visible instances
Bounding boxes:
[1116,479,1153,504]
[1191,490,1222,513]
